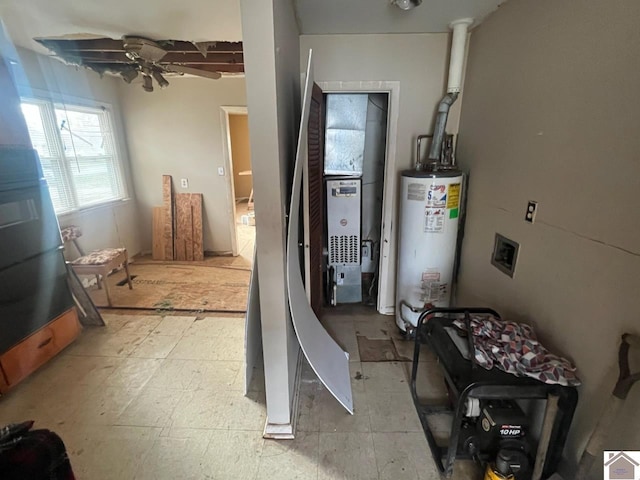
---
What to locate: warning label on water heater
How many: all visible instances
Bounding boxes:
[407,183,426,201]
[424,207,445,233]
[420,270,448,302]
[426,184,447,207]
[447,183,461,209]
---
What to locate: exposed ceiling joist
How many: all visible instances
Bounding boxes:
[66,52,244,65]
[35,38,243,54]
[35,37,244,80]
[33,36,244,92]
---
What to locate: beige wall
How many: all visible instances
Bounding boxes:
[300,34,461,148]
[299,34,464,310]
[456,0,640,474]
[229,114,252,199]
[11,47,142,257]
[118,77,247,254]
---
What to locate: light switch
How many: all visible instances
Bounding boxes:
[217,167,225,176]
[180,178,188,188]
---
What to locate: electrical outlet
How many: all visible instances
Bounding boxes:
[180,178,188,188]
[525,201,537,223]
[217,166,225,176]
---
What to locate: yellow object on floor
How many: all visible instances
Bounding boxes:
[484,463,515,480]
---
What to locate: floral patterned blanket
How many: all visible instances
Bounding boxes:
[453,314,581,387]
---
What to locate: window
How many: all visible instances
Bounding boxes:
[20,99,126,214]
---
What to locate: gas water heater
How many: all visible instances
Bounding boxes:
[395,166,462,331]
[395,17,472,333]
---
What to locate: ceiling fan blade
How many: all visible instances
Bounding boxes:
[163,64,221,80]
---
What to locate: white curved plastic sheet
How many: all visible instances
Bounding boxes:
[286,50,353,414]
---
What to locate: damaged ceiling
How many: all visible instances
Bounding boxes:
[0,0,507,90]
[0,0,507,56]
[0,0,243,52]
[35,36,244,90]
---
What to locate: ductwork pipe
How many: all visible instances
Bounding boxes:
[447,18,473,93]
[428,18,473,162]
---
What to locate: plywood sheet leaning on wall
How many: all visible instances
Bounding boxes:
[191,194,203,260]
[162,175,174,260]
[174,193,204,261]
[152,206,165,260]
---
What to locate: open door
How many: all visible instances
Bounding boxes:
[287,50,353,414]
[305,83,325,317]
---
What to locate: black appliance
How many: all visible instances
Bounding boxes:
[410,308,578,480]
[0,146,74,354]
[461,399,531,479]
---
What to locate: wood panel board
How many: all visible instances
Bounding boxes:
[174,193,204,261]
[152,206,165,260]
[191,194,204,261]
[162,175,174,260]
[174,194,191,261]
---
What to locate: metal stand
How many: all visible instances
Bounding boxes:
[410,307,578,479]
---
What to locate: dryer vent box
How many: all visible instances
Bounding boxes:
[491,233,519,278]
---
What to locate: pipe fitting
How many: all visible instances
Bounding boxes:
[447,18,474,94]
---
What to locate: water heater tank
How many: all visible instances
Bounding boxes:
[395,169,463,331]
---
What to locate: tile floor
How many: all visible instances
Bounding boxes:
[0,310,482,479]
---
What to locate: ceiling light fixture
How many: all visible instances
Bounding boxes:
[152,70,169,89]
[142,74,153,93]
[121,69,139,84]
[391,0,422,10]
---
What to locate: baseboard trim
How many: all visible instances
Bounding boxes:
[262,349,303,440]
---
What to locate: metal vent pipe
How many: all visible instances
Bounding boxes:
[428,18,473,162]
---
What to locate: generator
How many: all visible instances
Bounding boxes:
[460,399,532,480]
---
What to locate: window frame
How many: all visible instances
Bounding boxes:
[20,91,130,217]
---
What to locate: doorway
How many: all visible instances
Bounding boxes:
[221,107,254,264]
[306,82,400,316]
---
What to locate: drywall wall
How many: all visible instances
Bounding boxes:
[455,0,640,475]
[229,114,252,199]
[118,77,246,254]
[8,47,142,257]
[241,0,301,434]
[272,0,302,413]
[300,34,465,312]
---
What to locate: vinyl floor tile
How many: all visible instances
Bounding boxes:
[318,432,378,480]
[257,432,319,480]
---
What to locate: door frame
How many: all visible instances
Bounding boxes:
[220,105,249,257]
[315,81,399,315]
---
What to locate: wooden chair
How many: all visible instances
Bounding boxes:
[60,225,133,307]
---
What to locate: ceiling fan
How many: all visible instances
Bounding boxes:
[35,35,240,93]
[121,36,221,92]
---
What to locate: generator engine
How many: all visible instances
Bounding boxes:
[460,399,532,480]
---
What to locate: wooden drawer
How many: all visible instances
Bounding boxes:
[0,308,80,391]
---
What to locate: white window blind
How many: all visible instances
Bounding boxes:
[20,100,126,214]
